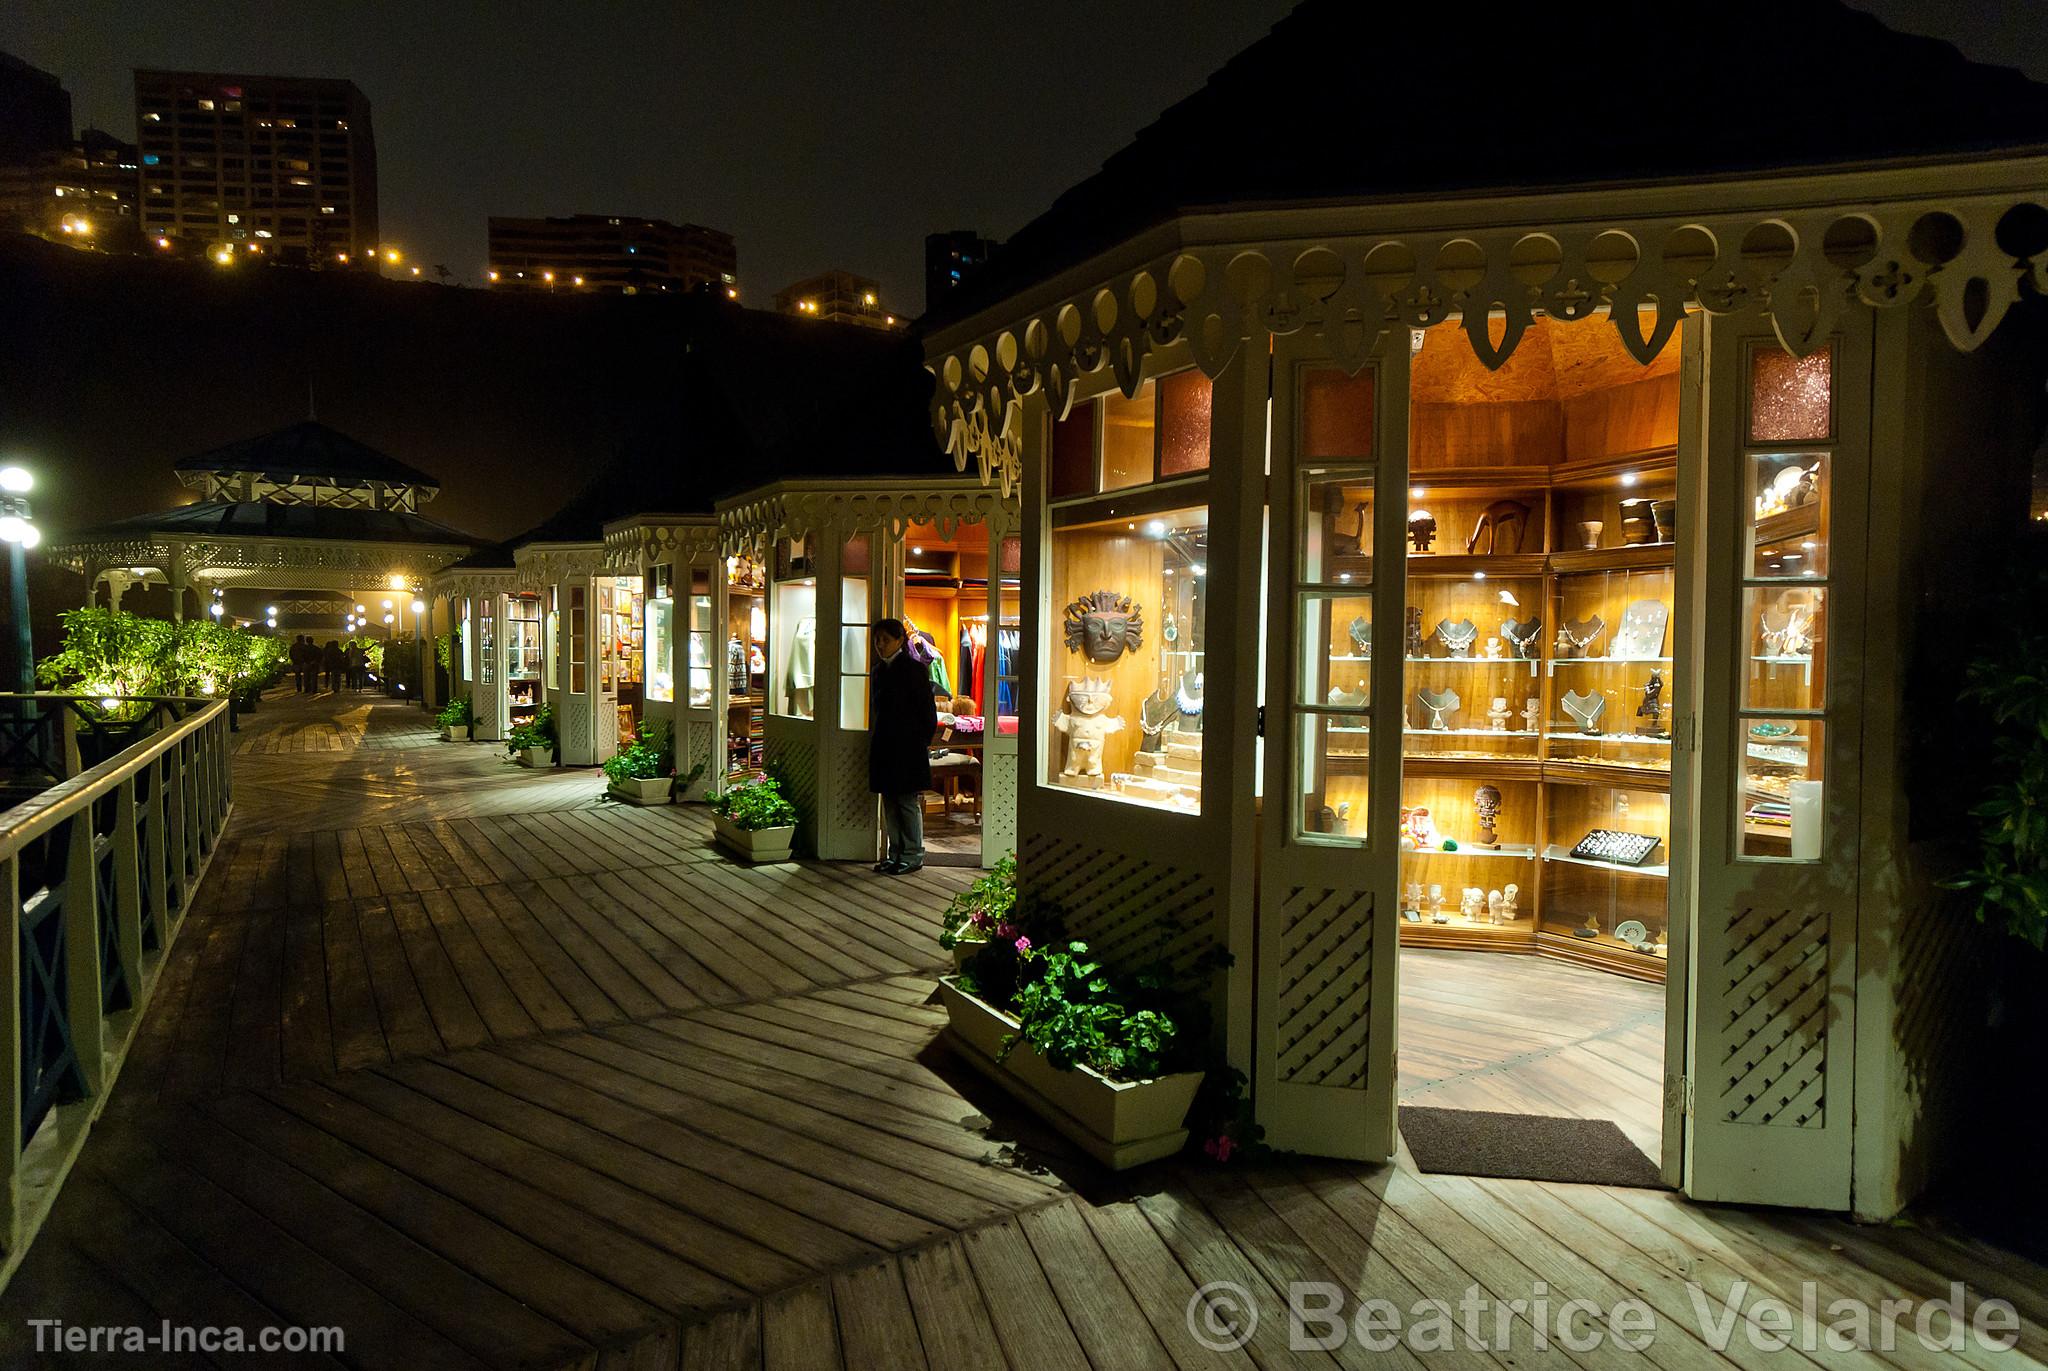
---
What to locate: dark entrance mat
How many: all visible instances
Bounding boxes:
[1399,1106,1666,1188]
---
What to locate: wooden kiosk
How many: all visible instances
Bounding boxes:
[923,0,2048,1217]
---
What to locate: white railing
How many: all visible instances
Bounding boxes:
[0,695,233,1290]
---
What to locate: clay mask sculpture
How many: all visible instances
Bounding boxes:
[1063,590,1144,664]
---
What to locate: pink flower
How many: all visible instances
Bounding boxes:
[994,922,1016,943]
[1205,1134,1235,1163]
[969,910,990,932]
[1013,935,1032,954]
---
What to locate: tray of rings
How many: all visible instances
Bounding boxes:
[1569,829,1663,867]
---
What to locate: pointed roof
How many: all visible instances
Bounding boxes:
[937,0,2048,327]
[172,419,441,489]
[58,500,475,546]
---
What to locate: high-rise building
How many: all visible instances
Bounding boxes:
[925,229,998,312]
[774,270,907,330]
[134,70,378,266]
[43,129,141,247]
[0,50,71,164]
[486,215,737,295]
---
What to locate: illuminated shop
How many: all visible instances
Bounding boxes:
[924,0,2048,1216]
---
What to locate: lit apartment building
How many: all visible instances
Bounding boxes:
[773,269,906,330]
[486,215,738,295]
[135,70,378,265]
[924,229,998,311]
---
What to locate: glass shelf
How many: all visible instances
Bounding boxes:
[1402,842,1537,860]
[1404,727,1539,739]
[1542,844,1669,879]
[1550,732,1672,747]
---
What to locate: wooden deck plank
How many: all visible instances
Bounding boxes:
[831,1259,929,1371]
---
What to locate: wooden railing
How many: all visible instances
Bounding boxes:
[0,695,232,1289]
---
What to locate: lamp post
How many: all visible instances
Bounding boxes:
[0,465,41,694]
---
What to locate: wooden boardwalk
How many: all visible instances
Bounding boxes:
[3,689,2043,1370]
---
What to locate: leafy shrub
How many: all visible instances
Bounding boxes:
[603,718,672,783]
[38,610,286,715]
[939,855,1018,950]
[997,941,1177,1080]
[437,695,474,728]
[505,703,555,758]
[709,775,798,831]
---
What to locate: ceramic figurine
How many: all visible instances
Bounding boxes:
[1473,784,1503,847]
[1404,880,1423,915]
[1487,697,1510,731]
[1578,520,1604,550]
[1426,883,1445,922]
[1334,800,1352,835]
[1409,807,1440,850]
[1465,499,1531,555]
[1502,883,1520,920]
[1408,509,1438,554]
[1487,889,1504,924]
[1054,676,1126,778]
[1521,697,1541,731]
[1404,606,1425,658]
[1459,887,1484,922]
[1485,636,1503,660]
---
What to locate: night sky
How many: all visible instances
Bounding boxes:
[6,1,2042,314]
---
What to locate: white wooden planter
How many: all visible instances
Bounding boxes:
[712,813,795,862]
[439,724,454,741]
[514,747,552,768]
[609,775,673,806]
[937,977,1204,1170]
[949,936,986,972]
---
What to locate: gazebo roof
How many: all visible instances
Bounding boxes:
[59,499,476,547]
[936,0,2048,327]
[172,419,442,490]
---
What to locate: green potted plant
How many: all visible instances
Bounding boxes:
[505,703,555,767]
[437,694,474,741]
[707,775,799,861]
[602,719,694,804]
[939,855,1017,971]
[939,938,1206,1170]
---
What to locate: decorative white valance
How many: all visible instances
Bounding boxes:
[716,479,1016,554]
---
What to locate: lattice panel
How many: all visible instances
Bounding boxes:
[764,729,819,854]
[829,733,876,835]
[684,720,715,786]
[1272,886,1375,1088]
[1717,906,1830,1128]
[1017,831,1218,974]
[559,694,593,764]
[984,751,1020,859]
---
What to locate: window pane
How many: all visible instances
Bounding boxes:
[1301,366,1375,458]
[1158,369,1213,476]
[1299,593,1373,707]
[1748,343,1833,443]
[1300,470,1373,584]
[1744,585,1826,711]
[772,578,817,718]
[687,593,711,705]
[1046,502,1206,812]
[1100,385,1155,491]
[1748,452,1829,577]
[840,676,869,731]
[1741,717,1824,859]
[1296,711,1369,842]
[645,594,675,703]
[1049,401,1095,499]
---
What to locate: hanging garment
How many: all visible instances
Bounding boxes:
[995,628,1020,717]
[789,618,817,689]
[959,628,975,707]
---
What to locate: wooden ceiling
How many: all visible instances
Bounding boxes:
[1412,312,1680,405]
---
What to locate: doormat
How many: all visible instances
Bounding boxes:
[1399,1107,1666,1188]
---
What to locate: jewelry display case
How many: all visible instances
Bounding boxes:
[1395,319,1681,980]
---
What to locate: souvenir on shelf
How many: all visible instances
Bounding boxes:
[1500,616,1543,660]
[1755,461,1822,519]
[1064,591,1144,664]
[1615,920,1656,953]
[1417,687,1461,731]
[1521,696,1541,731]
[1611,599,1669,660]
[1561,689,1606,735]
[1501,883,1519,921]
[1487,697,1511,731]
[1578,520,1604,550]
[1347,616,1372,657]
[1459,887,1484,922]
[1636,669,1668,738]
[1054,676,1125,779]
[1404,606,1425,657]
[1408,509,1438,553]
[1137,684,1177,754]
[1618,498,1657,545]
[1486,889,1504,924]
[1555,614,1605,658]
[1474,785,1502,847]
[1433,617,1477,657]
[1652,499,1677,543]
[1465,499,1531,554]
[1759,603,1814,658]
[1568,828,1662,866]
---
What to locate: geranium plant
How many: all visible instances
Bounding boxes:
[709,776,798,831]
[603,718,673,784]
[996,940,1177,1080]
[437,695,474,729]
[505,703,555,758]
[939,855,1018,950]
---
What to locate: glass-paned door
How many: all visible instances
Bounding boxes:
[1254,334,1409,1159]
[1688,314,1868,1209]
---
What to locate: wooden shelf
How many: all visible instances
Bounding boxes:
[1407,466,1552,491]
[1549,448,1678,489]
[1406,553,1548,579]
[1546,544,1676,574]
[1400,755,1543,781]
[1540,759,1672,791]
[1755,503,1821,546]
[1534,931,1668,983]
[1399,919,1539,953]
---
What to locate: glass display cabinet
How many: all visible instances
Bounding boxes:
[725,552,767,776]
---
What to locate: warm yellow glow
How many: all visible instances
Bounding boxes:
[410,266,420,276]
[863,291,876,305]
[572,275,584,286]
[384,249,400,264]
[336,252,349,263]
[725,286,737,299]
[542,271,555,283]
[155,237,170,249]
[211,246,234,265]
[388,575,406,589]
[488,269,500,281]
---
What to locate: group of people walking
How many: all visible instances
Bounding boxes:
[290,636,371,693]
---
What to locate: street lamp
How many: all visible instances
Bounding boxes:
[0,465,39,693]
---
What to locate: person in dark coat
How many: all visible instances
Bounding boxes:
[868,617,938,875]
[322,640,346,692]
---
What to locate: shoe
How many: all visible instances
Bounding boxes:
[891,861,924,876]
[873,860,901,874]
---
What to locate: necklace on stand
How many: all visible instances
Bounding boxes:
[1433,618,1478,658]
[1554,615,1605,659]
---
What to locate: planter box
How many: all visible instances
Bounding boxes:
[712,812,795,862]
[439,724,453,741]
[937,977,1203,1170]
[609,775,674,806]
[514,747,552,768]
[949,936,987,973]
